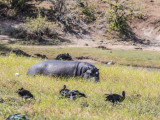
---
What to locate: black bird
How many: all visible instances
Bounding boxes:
[79,2,85,7]
[34,53,48,59]
[60,85,70,97]
[6,113,29,120]
[68,90,87,100]
[17,88,33,100]
[55,53,72,61]
[60,85,86,100]
[105,91,125,104]
[0,98,4,103]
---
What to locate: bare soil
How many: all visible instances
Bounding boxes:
[0,0,160,52]
[131,0,160,45]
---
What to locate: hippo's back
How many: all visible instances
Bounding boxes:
[27,60,80,76]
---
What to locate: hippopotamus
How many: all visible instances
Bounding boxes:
[27,60,99,82]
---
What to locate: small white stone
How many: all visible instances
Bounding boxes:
[107,60,113,65]
[15,73,20,76]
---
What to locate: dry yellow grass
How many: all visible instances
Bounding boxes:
[0,54,160,119]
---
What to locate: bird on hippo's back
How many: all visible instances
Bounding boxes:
[16,88,33,100]
[105,91,125,105]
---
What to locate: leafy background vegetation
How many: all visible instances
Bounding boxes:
[0,0,145,44]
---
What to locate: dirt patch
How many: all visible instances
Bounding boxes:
[96,45,112,50]
[74,55,113,65]
[75,56,90,60]
[76,59,98,64]
[1,0,160,50]
[34,53,48,59]
[130,1,160,45]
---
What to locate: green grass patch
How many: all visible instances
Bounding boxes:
[0,55,160,119]
[8,46,160,68]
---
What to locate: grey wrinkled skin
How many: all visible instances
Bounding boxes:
[27,60,99,82]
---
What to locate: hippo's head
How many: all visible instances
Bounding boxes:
[83,66,99,82]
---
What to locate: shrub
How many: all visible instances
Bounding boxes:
[0,0,38,18]
[23,14,58,42]
[82,5,96,23]
[106,0,144,38]
[2,0,31,10]
[5,14,59,44]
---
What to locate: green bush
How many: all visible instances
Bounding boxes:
[6,14,59,44]
[106,0,144,38]
[82,5,96,23]
[26,14,52,35]
[24,14,56,42]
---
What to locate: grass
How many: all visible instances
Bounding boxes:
[0,54,160,119]
[7,45,160,68]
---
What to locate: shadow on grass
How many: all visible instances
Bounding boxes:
[0,44,11,53]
